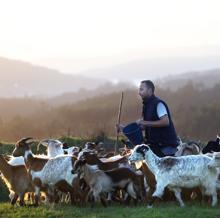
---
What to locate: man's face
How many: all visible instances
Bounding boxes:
[138,82,152,99]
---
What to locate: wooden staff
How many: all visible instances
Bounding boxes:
[114,92,124,154]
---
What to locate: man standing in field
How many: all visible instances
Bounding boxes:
[118,80,178,157]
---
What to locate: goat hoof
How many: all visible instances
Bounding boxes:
[147,204,153,209]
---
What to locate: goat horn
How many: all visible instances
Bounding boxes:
[36,139,48,153]
[19,137,33,143]
[37,141,41,153]
[37,139,55,153]
[41,139,50,145]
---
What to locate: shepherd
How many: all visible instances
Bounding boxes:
[117,80,179,157]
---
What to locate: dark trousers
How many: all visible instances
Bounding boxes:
[147,143,166,157]
[144,138,177,157]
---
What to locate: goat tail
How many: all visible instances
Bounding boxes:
[216,180,220,190]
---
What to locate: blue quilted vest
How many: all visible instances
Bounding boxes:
[142,95,178,147]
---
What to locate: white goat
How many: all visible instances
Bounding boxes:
[129,144,219,207]
[38,139,80,203]
[12,138,78,206]
[38,139,64,157]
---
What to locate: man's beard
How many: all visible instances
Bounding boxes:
[142,95,149,101]
[142,94,154,102]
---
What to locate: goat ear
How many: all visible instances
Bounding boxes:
[216,135,220,144]
[141,144,149,152]
[81,159,86,165]
[55,143,61,148]
[80,157,86,161]
[20,137,33,144]
[136,144,148,155]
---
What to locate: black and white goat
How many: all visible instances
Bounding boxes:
[202,135,220,154]
[129,144,219,207]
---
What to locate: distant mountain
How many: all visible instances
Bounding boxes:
[78,55,220,82]
[157,69,220,90]
[45,69,220,106]
[0,57,106,97]
[1,56,220,98]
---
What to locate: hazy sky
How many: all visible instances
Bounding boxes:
[1,0,220,76]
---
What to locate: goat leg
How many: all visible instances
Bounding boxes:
[19,193,25,206]
[11,193,18,205]
[100,193,107,207]
[34,187,41,207]
[171,187,185,207]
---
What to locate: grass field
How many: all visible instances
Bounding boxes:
[0,202,220,218]
[0,139,219,217]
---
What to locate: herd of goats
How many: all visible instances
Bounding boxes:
[0,135,220,208]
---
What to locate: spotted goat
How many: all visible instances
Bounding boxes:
[129,144,220,207]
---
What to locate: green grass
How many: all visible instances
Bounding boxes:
[0,202,220,218]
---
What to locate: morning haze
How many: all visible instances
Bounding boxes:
[0,0,220,141]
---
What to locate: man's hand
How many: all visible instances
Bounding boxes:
[136,118,143,125]
[136,119,146,130]
[136,115,170,129]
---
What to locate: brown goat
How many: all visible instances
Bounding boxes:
[0,154,34,206]
[175,142,201,156]
[80,152,129,171]
[74,159,142,207]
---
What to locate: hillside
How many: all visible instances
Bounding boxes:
[48,69,220,106]
[1,56,220,99]
[158,69,220,90]
[79,55,220,83]
[0,57,105,97]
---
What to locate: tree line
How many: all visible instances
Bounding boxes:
[0,81,219,142]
